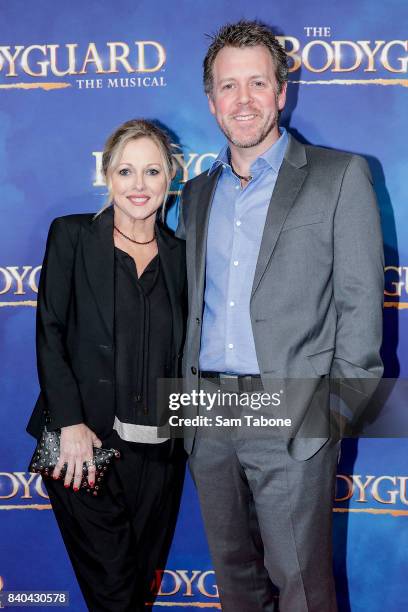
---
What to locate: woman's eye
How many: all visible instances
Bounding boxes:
[146,168,160,176]
[118,168,131,176]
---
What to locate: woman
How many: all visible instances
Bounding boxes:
[27,119,186,611]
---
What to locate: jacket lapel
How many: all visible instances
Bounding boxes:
[194,166,222,302]
[82,207,115,339]
[156,223,183,352]
[251,136,308,299]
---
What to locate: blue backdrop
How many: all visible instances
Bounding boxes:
[1,1,407,609]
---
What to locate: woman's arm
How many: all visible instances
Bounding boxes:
[36,217,84,429]
[37,218,100,488]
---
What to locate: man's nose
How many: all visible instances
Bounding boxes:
[237,83,252,105]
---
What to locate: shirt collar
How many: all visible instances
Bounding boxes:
[208,143,229,175]
[208,127,288,176]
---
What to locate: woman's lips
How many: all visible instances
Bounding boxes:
[126,195,150,206]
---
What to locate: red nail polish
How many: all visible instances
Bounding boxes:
[73,486,79,492]
[89,481,94,487]
[64,484,70,488]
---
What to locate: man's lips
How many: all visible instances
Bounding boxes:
[126,195,150,205]
[232,113,258,122]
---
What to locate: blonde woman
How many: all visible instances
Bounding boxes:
[27,120,186,611]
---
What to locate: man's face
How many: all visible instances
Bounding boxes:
[208,45,287,149]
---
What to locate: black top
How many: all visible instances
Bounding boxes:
[114,247,173,427]
[27,208,186,441]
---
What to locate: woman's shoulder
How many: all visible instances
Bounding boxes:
[50,212,97,232]
[51,212,95,229]
[47,213,95,246]
[156,220,184,248]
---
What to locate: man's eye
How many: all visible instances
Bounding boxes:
[253,81,265,87]
[222,83,234,90]
[119,168,131,176]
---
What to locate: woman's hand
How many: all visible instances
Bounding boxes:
[53,424,102,490]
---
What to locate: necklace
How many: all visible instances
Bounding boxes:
[228,150,252,182]
[114,225,156,245]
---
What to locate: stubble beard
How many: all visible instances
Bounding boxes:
[219,108,279,149]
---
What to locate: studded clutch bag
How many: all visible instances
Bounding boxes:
[28,429,120,496]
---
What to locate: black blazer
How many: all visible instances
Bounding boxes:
[27,207,186,440]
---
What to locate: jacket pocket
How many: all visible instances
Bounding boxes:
[307,347,335,376]
[281,212,324,232]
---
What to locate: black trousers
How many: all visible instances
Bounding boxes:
[44,432,185,612]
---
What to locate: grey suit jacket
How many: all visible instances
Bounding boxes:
[177,134,384,459]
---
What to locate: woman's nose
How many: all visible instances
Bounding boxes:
[132,173,146,191]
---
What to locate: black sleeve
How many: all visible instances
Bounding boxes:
[36,218,84,430]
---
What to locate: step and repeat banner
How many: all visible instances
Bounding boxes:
[1,0,407,609]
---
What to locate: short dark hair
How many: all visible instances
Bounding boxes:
[203,20,288,96]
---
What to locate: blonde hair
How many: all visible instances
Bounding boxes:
[95,119,174,220]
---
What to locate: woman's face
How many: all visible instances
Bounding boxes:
[110,137,168,223]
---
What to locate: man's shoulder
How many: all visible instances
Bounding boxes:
[303,142,355,167]
[302,143,372,186]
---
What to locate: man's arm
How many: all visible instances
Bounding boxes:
[330,155,384,423]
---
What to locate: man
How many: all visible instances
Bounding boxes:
[176,20,383,612]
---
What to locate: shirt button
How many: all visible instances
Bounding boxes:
[236,220,241,227]
[230,301,235,307]
[228,343,234,349]
[235,185,240,190]
[233,260,239,266]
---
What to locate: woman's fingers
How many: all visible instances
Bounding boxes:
[55,454,96,490]
[53,425,102,490]
[92,433,102,448]
[52,458,65,480]
[87,462,96,487]
[64,458,75,488]
[84,439,97,487]
[72,458,83,492]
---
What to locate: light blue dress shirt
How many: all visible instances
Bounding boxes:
[199,128,289,374]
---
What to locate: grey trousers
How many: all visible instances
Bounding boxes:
[189,423,339,612]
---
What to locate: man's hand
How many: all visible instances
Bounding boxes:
[53,424,102,490]
[330,411,350,441]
